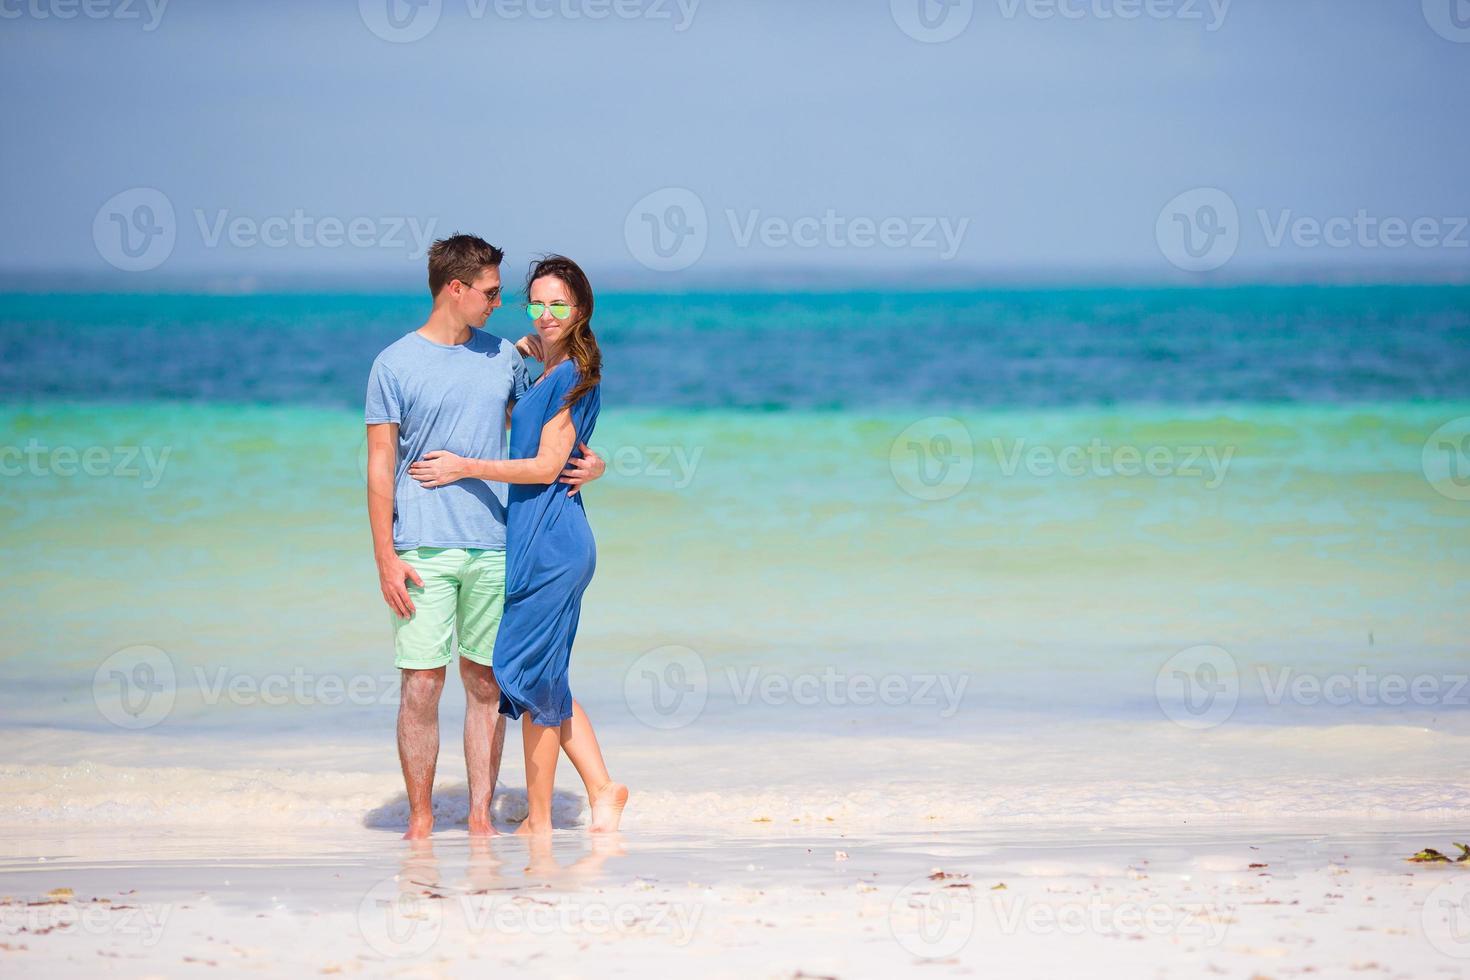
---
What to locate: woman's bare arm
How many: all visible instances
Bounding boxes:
[407,409,576,488]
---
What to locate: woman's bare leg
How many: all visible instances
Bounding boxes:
[558,699,628,832]
[516,715,560,836]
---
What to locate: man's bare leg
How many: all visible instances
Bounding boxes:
[398,666,447,840]
[559,700,628,833]
[461,658,506,837]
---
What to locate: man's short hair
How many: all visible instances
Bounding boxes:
[427,234,505,296]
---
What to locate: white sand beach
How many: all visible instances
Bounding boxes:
[5,819,1470,977]
[3,721,1469,977]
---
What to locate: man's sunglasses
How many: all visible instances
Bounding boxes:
[458,281,501,303]
[525,302,572,321]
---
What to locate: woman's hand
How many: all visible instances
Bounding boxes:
[408,450,470,488]
[561,442,605,496]
[515,333,546,361]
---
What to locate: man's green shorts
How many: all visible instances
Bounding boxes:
[391,547,506,670]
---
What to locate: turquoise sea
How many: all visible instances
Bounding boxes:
[3,285,1469,724]
[1,285,1468,829]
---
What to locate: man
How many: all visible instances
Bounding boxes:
[365,234,605,839]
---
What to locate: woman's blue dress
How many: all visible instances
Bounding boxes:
[493,360,601,727]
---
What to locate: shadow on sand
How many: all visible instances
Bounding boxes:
[363,781,588,833]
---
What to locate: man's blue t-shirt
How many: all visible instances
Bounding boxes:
[365,329,530,551]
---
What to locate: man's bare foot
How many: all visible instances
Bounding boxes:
[588,782,628,833]
[514,819,553,837]
[403,812,434,840]
[468,812,499,837]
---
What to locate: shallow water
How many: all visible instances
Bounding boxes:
[1,287,1467,834]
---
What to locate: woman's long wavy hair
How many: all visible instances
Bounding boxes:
[526,254,601,409]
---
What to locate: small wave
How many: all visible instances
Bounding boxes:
[5,760,1467,833]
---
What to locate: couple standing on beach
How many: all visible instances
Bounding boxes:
[364,234,627,840]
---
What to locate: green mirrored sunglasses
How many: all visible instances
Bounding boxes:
[525,302,572,320]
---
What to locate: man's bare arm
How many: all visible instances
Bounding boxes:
[366,423,421,619]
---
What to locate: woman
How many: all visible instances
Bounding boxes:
[407,255,627,835]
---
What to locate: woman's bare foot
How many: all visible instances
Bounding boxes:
[588,782,628,833]
[514,819,554,837]
[403,812,434,840]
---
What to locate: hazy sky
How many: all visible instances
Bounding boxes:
[4,0,1469,285]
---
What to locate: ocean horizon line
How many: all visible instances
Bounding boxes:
[2,265,1469,296]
